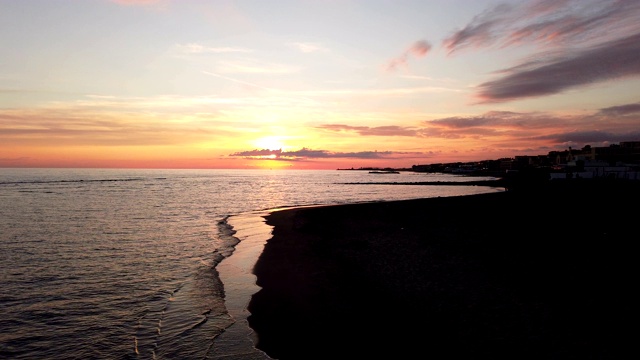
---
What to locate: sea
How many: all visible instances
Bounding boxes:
[0,168,504,359]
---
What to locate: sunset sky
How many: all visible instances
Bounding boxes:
[2,0,640,169]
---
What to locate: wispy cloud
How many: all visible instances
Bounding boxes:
[396,0,640,102]
[214,60,300,74]
[111,0,163,6]
[421,105,640,149]
[0,103,236,147]
[289,42,328,53]
[400,75,435,81]
[0,156,30,164]
[476,32,640,103]
[316,102,640,154]
[4,89,637,162]
[442,3,513,54]
[443,0,640,54]
[176,43,253,54]
[228,148,422,161]
[317,124,418,136]
[533,130,640,145]
[386,40,432,72]
[442,0,640,102]
[297,85,461,97]
[597,102,640,116]
[202,71,276,92]
[426,110,575,132]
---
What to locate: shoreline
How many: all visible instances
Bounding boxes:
[212,212,273,359]
[247,183,638,359]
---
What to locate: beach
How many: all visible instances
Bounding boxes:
[248,181,638,359]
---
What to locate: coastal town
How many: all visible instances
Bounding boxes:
[340,141,640,182]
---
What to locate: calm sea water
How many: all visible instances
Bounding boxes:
[0,168,503,359]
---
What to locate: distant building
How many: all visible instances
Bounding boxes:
[411,140,640,180]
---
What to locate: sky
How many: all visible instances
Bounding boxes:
[1,0,640,169]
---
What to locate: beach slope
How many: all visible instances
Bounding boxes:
[248,182,637,359]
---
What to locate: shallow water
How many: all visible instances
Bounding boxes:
[0,168,502,359]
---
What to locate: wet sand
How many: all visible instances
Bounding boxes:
[247,181,638,359]
[211,212,273,359]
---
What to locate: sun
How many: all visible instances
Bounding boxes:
[254,136,286,151]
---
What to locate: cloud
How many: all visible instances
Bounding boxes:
[0,105,235,147]
[418,106,640,150]
[475,32,640,103]
[400,75,435,81]
[297,85,460,97]
[443,0,640,54]
[289,42,328,53]
[442,3,513,54]
[317,124,418,136]
[386,40,432,72]
[176,43,252,54]
[312,104,640,153]
[597,102,640,116]
[225,102,639,162]
[228,148,420,161]
[534,130,640,145]
[429,0,640,102]
[0,156,30,163]
[111,0,162,6]
[202,71,276,92]
[229,149,283,157]
[215,60,300,74]
[426,110,566,130]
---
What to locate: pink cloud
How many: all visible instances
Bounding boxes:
[317,124,418,136]
[421,107,640,148]
[386,40,432,72]
[442,3,513,54]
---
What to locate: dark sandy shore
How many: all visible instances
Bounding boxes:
[247,180,638,359]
